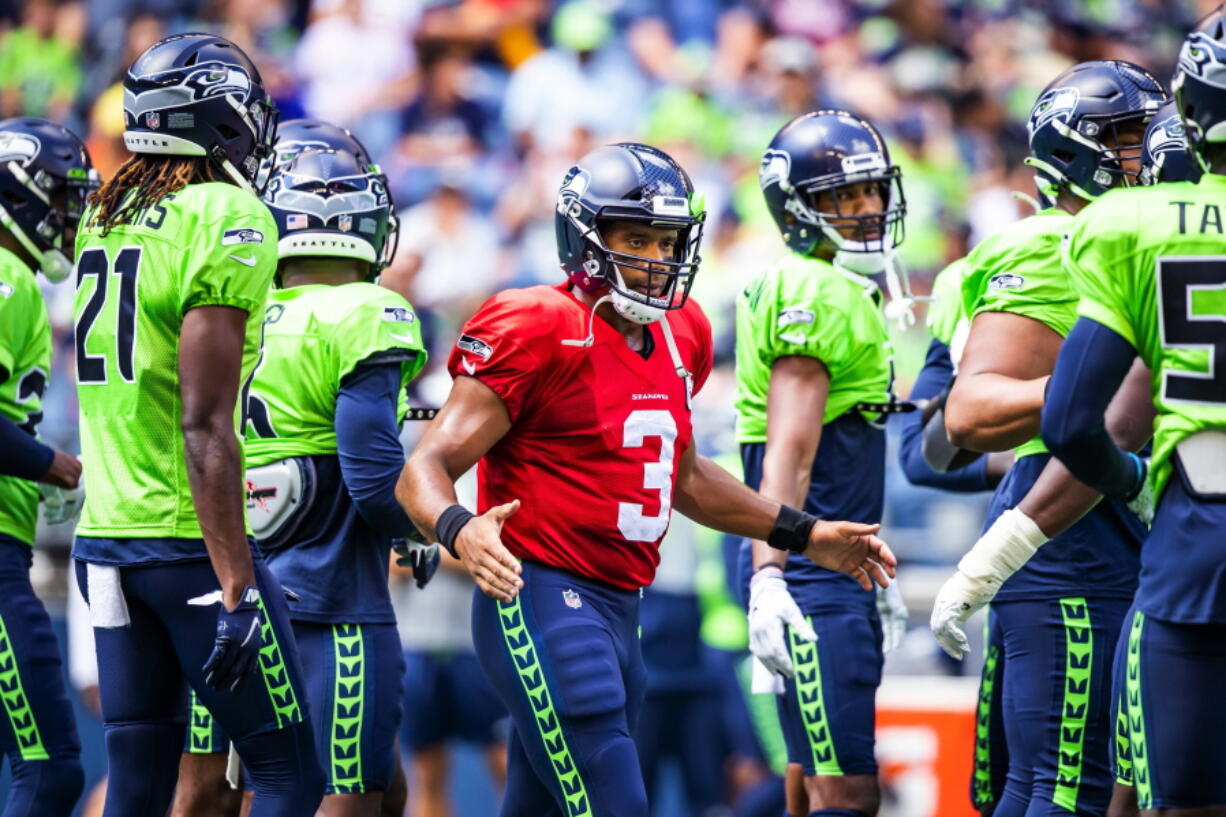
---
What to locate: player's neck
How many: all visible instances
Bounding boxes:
[280,261,364,288]
[1055,189,1089,216]
[575,287,648,352]
[0,230,36,272]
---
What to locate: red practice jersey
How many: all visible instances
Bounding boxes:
[447,284,714,590]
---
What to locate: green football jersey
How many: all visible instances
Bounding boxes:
[962,208,1077,457]
[74,182,276,538]
[928,257,969,349]
[1065,175,1226,498]
[243,282,426,467]
[0,248,50,546]
[735,253,893,443]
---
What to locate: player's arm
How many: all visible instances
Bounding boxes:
[899,338,1006,491]
[335,361,417,537]
[930,322,1151,659]
[1040,317,1149,501]
[396,376,523,602]
[944,311,1063,452]
[180,305,257,609]
[0,414,79,487]
[674,352,896,593]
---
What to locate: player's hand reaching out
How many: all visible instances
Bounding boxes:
[456,500,525,603]
[802,521,896,590]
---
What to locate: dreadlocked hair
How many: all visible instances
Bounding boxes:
[88,155,226,236]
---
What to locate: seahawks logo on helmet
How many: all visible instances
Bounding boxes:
[556,167,590,216]
[1028,87,1081,138]
[759,149,793,193]
[1178,34,1222,83]
[183,64,253,100]
[0,132,39,165]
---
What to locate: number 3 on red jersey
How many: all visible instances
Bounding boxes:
[618,409,678,542]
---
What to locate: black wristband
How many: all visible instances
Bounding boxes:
[434,505,475,560]
[767,505,819,554]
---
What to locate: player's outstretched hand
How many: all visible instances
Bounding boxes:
[456,500,525,603]
[202,586,262,693]
[802,521,895,590]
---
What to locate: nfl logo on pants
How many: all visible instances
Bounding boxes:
[563,589,582,609]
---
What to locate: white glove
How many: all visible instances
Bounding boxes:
[748,566,816,678]
[877,581,908,653]
[41,483,84,525]
[930,508,1047,659]
[1126,458,1154,527]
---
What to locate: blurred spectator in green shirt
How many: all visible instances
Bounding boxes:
[0,0,81,121]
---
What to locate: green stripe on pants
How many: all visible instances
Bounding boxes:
[331,624,365,793]
[972,640,1001,807]
[0,611,47,761]
[1125,610,1152,809]
[789,618,841,775]
[1053,597,1092,813]
[255,595,303,729]
[497,596,593,817]
[187,688,216,754]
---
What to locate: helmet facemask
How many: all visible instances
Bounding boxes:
[0,152,98,282]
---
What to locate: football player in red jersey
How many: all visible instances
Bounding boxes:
[397,142,895,817]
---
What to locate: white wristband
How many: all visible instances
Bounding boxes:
[957,507,1048,583]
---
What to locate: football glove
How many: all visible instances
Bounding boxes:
[41,483,84,525]
[931,508,1047,659]
[748,567,816,678]
[877,581,908,653]
[393,535,440,589]
[1126,457,1154,527]
[202,586,263,693]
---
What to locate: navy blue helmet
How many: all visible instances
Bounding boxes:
[1026,60,1166,200]
[1139,100,1201,185]
[122,33,278,192]
[759,110,905,258]
[555,142,705,324]
[263,149,396,281]
[0,118,98,282]
[1173,7,1226,173]
[271,119,376,171]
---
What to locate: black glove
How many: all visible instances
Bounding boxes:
[202,586,263,693]
[393,535,441,589]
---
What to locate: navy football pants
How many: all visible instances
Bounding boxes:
[472,561,648,817]
[0,535,83,817]
[991,596,1129,817]
[74,548,324,817]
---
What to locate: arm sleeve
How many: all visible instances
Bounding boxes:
[899,339,992,492]
[335,361,415,538]
[180,193,277,316]
[1040,317,1142,499]
[0,414,53,481]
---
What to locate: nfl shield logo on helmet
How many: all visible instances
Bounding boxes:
[146,111,160,129]
[338,214,353,232]
[563,589,582,609]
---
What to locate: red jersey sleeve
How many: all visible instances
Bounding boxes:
[447,288,555,423]
[680,296,714,395]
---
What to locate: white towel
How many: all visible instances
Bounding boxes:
[85,563,130,628]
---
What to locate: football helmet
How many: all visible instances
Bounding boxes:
[1139,100,1201,185]
[271,118,376,171]
[0,118,98,282]
[263,148,395,280]
[1173,7,1226,173]
[122,33,278,194]
[759,110,906,264]
[1026,60,1166,200]
[555,142,705,325]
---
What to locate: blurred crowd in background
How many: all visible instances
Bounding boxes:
[0,0,1211,813]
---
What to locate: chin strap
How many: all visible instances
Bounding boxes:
[658,314,691,380]
[561,294,612,347]
[880,247,918,330]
